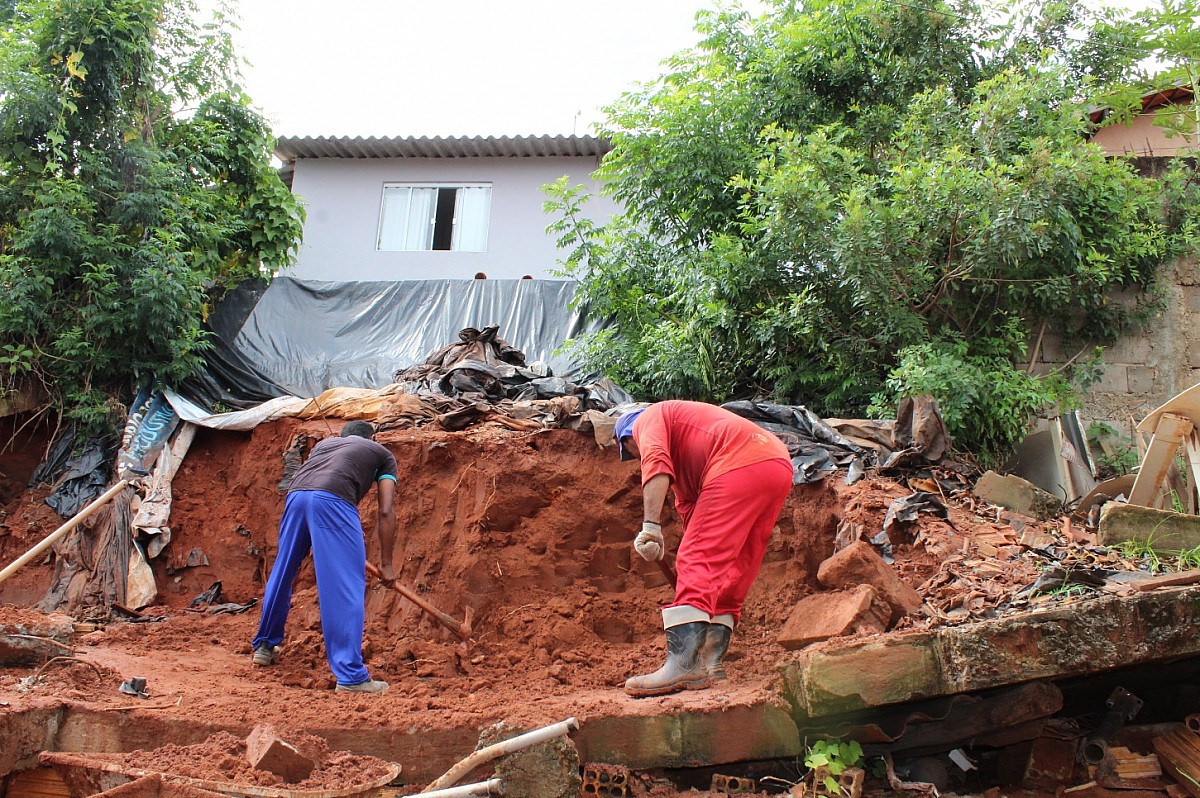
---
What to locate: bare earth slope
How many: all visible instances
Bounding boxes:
[0,415,1062,788]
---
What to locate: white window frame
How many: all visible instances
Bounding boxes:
[377,182,492,252]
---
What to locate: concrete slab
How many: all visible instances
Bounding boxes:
[1098,503,1200,551]
[973,471,1063,520]
[782,586,1200,722]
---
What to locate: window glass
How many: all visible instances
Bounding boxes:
[378,183,490,252]
[452,186,491,252]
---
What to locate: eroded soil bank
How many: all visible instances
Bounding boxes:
[0,413,1174,796]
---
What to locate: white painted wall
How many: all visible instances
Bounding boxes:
[281,155,618,281]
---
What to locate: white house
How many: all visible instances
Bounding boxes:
[274,134,618,281]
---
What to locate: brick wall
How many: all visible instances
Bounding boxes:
[1032,255,1200,436]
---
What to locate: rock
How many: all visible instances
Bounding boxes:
[478,720,581,798]
[245,723,315,783]
[777,586,891,650]
[972,471,1063,520]
[1098,502,1200,551]
[0,613,75,666]
[817,541,923,623]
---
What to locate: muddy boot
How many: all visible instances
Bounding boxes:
[624,621,710,697]
[699,618,734,682]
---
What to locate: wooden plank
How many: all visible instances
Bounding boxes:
[1185,432,1200,514]
[1139,382,1200,435]
[5,766,72,798]
[1134,570,1200,592]
[1129,414,1194,508]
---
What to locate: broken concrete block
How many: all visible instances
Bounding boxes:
[973,471,1063,520]
[777,585,890,650]
[817,541,922,623]
[246,724,315,783]
[581,763,631,798]
[479,720,581,798]
[1098,503,1200,551]
[0,613,75,666]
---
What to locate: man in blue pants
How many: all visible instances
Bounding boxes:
[251,420,398,694]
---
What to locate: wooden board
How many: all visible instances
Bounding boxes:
[1139,382,1200,434]
[1129,414,1194,508]
[5,766,72,798]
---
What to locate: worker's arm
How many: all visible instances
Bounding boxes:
[375,478,397,584]
[642,474,670,524]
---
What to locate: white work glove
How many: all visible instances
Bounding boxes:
[633,521,665,562]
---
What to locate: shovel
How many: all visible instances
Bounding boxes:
[366,561,474,641]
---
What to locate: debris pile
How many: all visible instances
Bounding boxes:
[390,324,632,431]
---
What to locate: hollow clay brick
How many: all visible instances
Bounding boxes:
[245,723,315,783]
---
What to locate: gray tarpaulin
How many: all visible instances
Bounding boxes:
[176,277,599,411]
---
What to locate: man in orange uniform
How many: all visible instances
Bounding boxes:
[614,400,793,697]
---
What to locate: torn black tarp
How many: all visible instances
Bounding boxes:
[43,436,117,518]
[379,325,633,434]
[175,277,601,411]
[721,400,871,484]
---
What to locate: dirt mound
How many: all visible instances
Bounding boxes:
[1,411,1091,793]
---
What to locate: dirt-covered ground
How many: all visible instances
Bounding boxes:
[0,412,1121,795]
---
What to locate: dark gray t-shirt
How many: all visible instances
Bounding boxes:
[288,436,398,506]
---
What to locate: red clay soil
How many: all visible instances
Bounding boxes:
[0,412,1081,791]
[63,730,396,791]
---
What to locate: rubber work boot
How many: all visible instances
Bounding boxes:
[251,645,281,666]
[624,621,710,697]
[335,678,389,694]
[698,623,733,682]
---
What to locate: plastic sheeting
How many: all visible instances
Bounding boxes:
[177,277,600,410]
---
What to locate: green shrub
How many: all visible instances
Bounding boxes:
[869,338,1072,466]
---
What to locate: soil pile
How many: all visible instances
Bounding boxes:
[83,730,395,790]
[0,411,1109,792]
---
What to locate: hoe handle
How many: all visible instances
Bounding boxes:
[0,479,131,587]
[366,561,471,641]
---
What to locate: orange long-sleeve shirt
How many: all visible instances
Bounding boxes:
[632,400,791,507]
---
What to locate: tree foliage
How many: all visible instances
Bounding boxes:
[549,0,1198,463]
[0,0,303,431]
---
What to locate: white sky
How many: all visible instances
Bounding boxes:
[219,0,735,139]
[214,0,1163,140]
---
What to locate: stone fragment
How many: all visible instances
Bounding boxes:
[817,541,922,622]
[777,586,890,650]
[972,471,1063,520]
[245,723,315,783]
[1098,503,1200,551]
[0,613,75,666]
[479,720,581,798]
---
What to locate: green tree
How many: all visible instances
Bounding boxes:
[550,0,1191,464]
[0,0,303,431]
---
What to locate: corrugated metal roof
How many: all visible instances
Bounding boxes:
[275,134,612,162]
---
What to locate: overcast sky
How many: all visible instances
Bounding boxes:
[219,0,733,139]
[214,0,1162,141]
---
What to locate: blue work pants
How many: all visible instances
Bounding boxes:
[252,490,371,686]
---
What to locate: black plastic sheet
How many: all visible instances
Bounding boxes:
[43,436,117,518]
[721,400,871,484]
[177,278,601,411]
